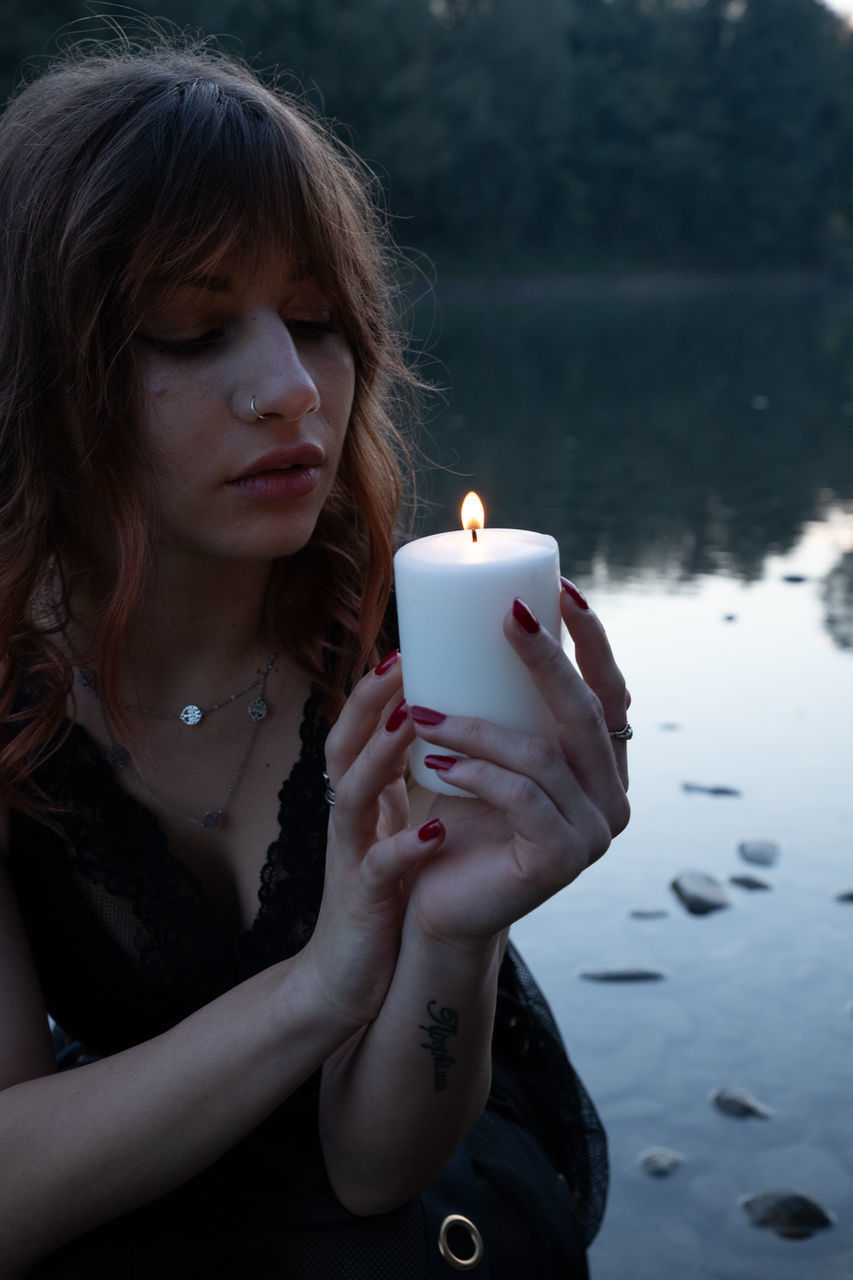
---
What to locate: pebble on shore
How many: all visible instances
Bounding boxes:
[738,839,779,866]
[740,1188,834,1239]
[671,872,730,915]
[710,1086,772,1119]
[639,1147,684,1177]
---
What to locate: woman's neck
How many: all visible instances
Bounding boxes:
[70,553,284,707]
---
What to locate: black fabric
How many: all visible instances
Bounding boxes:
[8,683,606,1278]
[9,688,330,1054]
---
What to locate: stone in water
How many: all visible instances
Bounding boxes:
[671,872,730,916]
[682,782,741,797]
[729,875,771,891]
[738,840,779,866]
[710,1086,772,1119]
[580,968,667,983]
[740,1189,834,1239]
[640,1147,684,1177]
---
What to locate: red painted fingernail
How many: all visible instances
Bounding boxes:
[375,650,399,676]
[512,598,540,634]
[385,699,408,733]
[418,818,445,842]
[409,706,446,726]
[423,754,457,772]
[560,578,589,610]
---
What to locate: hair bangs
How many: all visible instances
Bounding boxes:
[120,73,361,327]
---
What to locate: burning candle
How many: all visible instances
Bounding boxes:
[394,493,561,796]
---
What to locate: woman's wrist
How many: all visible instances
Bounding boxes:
[274,945,373,1053]
[403,905,506,967]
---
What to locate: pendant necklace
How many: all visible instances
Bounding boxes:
[123,665,271,727]
[77,653,277,831]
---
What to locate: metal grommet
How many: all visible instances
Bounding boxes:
[438,1213,484,1270]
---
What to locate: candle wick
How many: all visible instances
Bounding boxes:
[471,528,478,543]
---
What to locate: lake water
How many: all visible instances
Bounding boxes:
[414,277,853,1278]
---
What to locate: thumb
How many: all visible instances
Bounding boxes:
[359,818,447,901]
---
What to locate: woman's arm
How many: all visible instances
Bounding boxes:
[0,661,442,1276]
[0,854,368,1276]
[319,925,501,1215]
[319,584,630,1214]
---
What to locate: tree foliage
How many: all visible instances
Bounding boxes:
[3,0,853,272]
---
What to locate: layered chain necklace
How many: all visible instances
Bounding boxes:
[77,653,277,831]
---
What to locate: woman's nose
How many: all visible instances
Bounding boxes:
[237,314,321,423]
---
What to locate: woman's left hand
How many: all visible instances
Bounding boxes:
[403,581,631,947]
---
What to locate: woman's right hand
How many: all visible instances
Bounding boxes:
[303,653,446,1029]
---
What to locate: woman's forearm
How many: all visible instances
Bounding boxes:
[0,954,359,1276]
[318,926,504,1215]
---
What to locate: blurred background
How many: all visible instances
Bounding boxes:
[6,0,853,276]
[5,3,852,1276]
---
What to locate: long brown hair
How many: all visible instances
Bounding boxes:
[0,35,420,814]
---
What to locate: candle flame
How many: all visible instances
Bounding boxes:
[461,491,485,532]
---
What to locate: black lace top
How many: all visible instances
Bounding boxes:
[9,688,331,1057]
[6,685,607,1279]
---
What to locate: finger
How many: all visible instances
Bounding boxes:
[324,650,404,784]
[558,579,630,725]
[331,695,416,844]
[558,579,631,790]
[501,599,630,823]
[413,706,628,839]
[417,716,580,821]
[423,752,613,886]
[359,818,447,901]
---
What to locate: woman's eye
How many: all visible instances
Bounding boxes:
[137,330,223,358]
[287,317,340,341]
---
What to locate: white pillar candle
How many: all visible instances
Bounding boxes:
[394,495,561,796]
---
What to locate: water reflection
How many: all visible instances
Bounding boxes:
[428,282,853,1277]
[413,278,853,600]
[824,549,853,649]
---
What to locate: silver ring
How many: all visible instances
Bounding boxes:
[250,395,267,421]
[609,723,633,741]
[322,771,336,806]
[438,1213,484,1270]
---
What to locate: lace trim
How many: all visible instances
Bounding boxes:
[16,687,330,1007]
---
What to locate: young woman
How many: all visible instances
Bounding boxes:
[0,33,630,1279]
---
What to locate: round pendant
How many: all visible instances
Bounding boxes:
[180,705,203,726]
[77,667,97,690]
[202,809,224,830]
[248,697,268,722]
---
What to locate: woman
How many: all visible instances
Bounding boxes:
[0,31,630,1279]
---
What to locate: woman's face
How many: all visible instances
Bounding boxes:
[133,250,356,570]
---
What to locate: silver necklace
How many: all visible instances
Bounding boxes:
[77,653,277,831]
[123,667,270,726]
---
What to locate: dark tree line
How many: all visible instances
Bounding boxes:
[4,0,853,273]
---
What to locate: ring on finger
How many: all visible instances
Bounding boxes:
[322,770,336,805]
[609,723,633,741]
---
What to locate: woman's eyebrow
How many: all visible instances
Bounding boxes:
[182,269,312,295]
[186,273,232,294]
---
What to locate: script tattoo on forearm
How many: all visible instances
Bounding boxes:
[419,1000,458,1092]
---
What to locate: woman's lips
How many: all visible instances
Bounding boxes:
[227,463,320,500]
[227,444,324,499]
